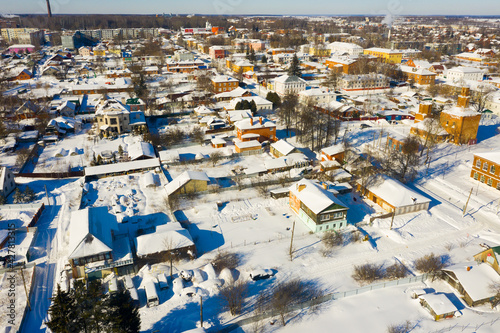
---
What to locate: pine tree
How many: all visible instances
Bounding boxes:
[261,54,267,64]
[71,280,94,333]
[107,287,141,333]
[288,54,302,77]
[13,188,23,204]
[23,186,36,203]
[250,100,257,114]
[118,145,124,157]
[46,284,76,333]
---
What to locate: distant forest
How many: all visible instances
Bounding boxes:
[15,14,313,32]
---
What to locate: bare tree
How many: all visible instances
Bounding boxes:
[162,236,180,278]
[279,92,298,138]
[209,151,223,167]
[385,261,408,280]
[352,263,384,285]
[270,279,323,326]
[414,253,446,280]
[321,230,343,257]
[219,280,248,316]
[489,282,500,308]
[470,84,496,113]
[212,251,240,274]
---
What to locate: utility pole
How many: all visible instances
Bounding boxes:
[289,221,295,260]
[44,185,50,205]
[200,295,203,328]
[463,187,473,216]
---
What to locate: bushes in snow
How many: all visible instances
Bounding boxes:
[212,251,240,274]
[13,186,36,204]
[352,263,384,284]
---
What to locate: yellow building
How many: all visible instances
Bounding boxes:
[364,47,403,64]
[226,59,254,73]
[439,87,481,145]
[93,45,106,57]
[309,45,330,57]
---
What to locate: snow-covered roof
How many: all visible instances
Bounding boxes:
[321,145,344,157]
[289,178,348,215]
[443,262,500,302]
[211,75,238,83]
[214,86,249,99]
[95,99,129,115]
[141,172,160,188]
[271,139,296,156]
[448,66,483,74]
[159,149,180,163]
[442,105,480,118]
[359,174,431,208]
[474,152,500,165]
[226,109,253,122]
[68,207,118,259]
[273,74,306,84]
[128,141,155,160]
[234,117,275,130]
[136,222,194,256]
[194,105,215,115]
[419,294,458,315]
[164,171,210,196]
[235,140,261,149]
[85,158,160,177]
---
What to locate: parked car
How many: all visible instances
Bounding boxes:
[180,270,193,281]
[249,269,275,281]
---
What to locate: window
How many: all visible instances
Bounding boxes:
[320,214,330,221]
[491,165,496,174]
[483,162,488,171]
[476,159,481,168]
[326,225,329,229]
[110,118,117,125]
[488,178,493,186]
[339,223,343,227]
[481,175,486,183]
[496,183,500,190]
[474,172,479,180]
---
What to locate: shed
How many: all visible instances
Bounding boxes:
[419,294,458,321]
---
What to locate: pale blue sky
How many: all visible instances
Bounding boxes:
[2,0,499,16]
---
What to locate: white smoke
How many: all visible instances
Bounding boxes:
[382,13,394,28]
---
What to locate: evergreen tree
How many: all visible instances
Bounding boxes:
[266,92,281,109]
[23,186,36,203]
[45,284,76,333]
[235,101,242,110]
[71,280,94,333]
[261,54,268,64]
[250,100,257,114]
[13,188,23,204]
[118,145,124,157]
[107,287,141,333]
[288,54,302,77]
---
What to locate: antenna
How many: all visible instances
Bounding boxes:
[46,0,52,18]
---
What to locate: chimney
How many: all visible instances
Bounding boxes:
[250,117,253,126]
[322,183,328,190]
[259,116,263,125]
[46,0,52,18]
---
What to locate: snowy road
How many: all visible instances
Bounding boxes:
[21,192,64,333]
